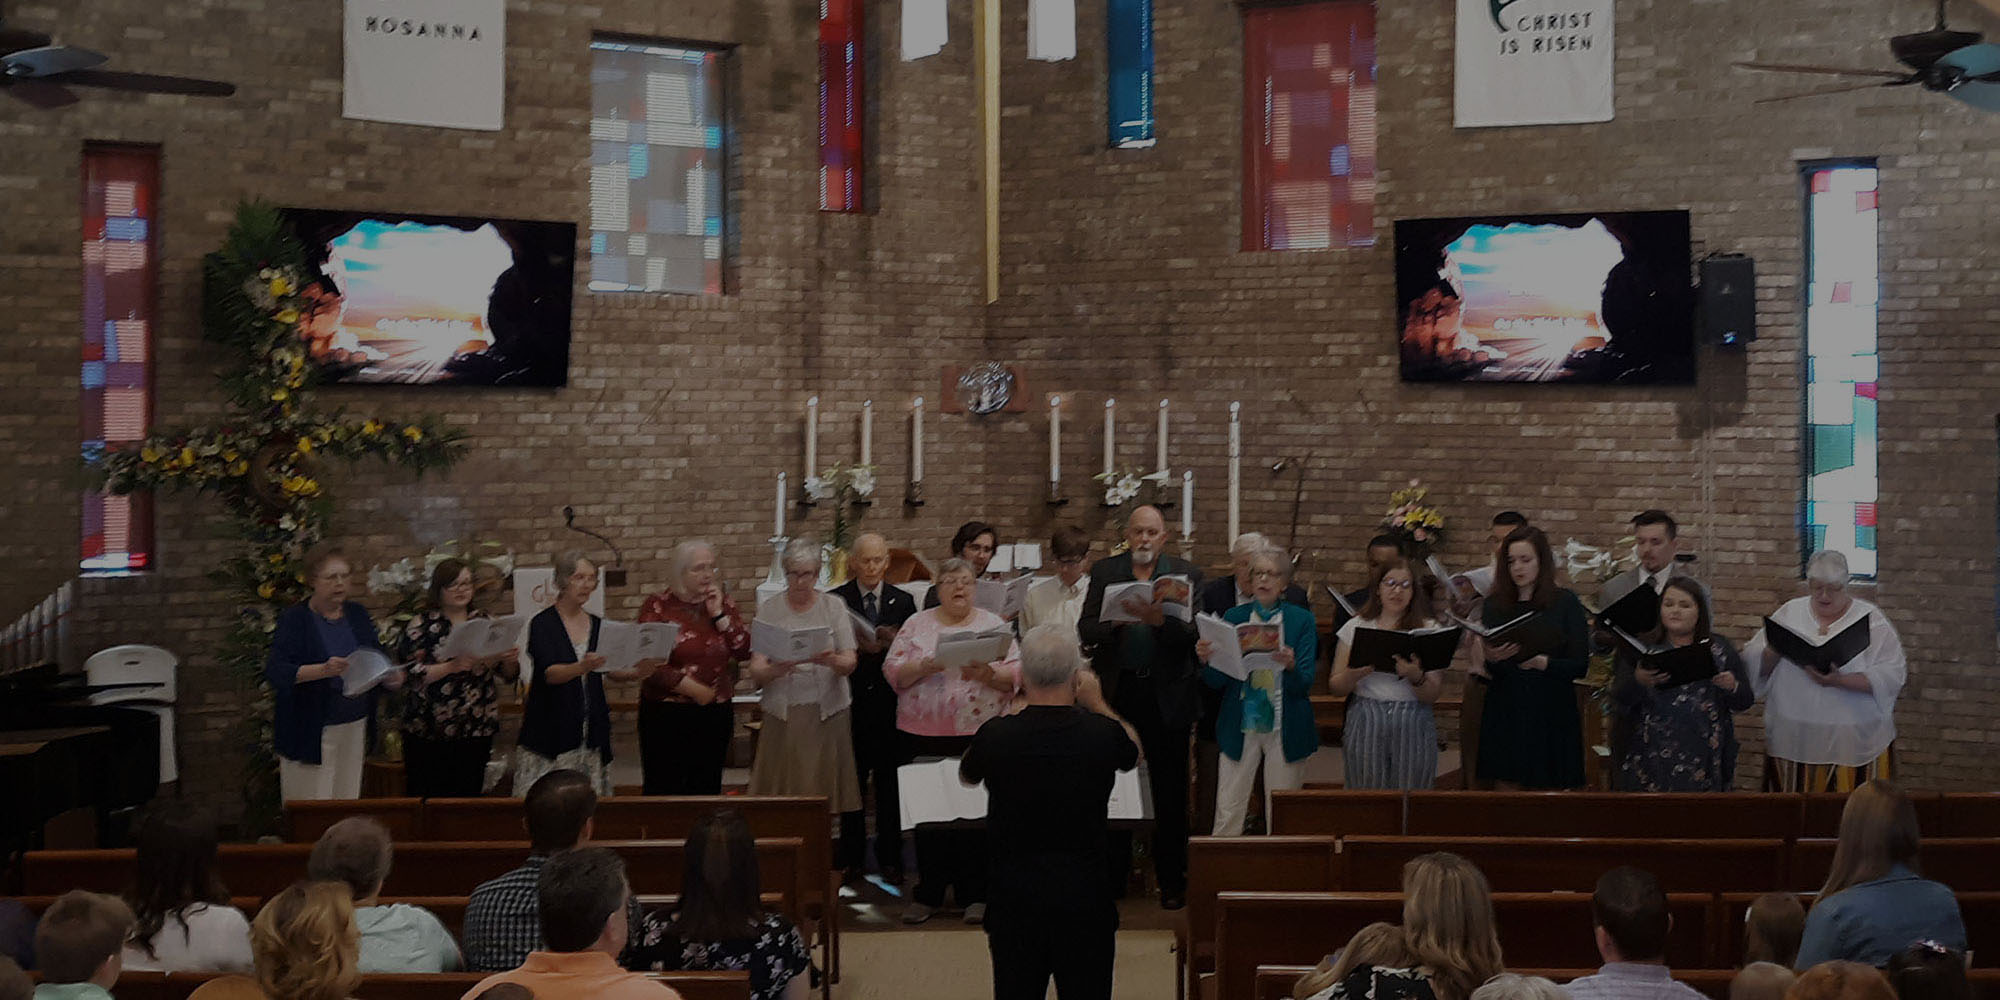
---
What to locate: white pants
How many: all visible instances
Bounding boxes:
[279,719,367,800]
[1212,729,1304,836]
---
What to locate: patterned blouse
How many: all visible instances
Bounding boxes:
[637,589,751,704]
[1300,965,1438,1000]
[630,910,810,1000]
[881,606,1021,737]
[393,610,502,741]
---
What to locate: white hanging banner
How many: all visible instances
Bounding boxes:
[344,0,506,130]
[1454,0,1613,128]
[1027,0,1077,62]
[902,0,948,60]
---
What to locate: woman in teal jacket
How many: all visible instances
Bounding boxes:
[1196,546,1318,836]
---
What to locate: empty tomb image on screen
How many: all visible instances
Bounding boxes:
[282,208,577,387]
[1394,210,1694,385]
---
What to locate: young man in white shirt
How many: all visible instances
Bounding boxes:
[1021,526,1093,637]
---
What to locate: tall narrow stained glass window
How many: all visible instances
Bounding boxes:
[589,38,727,294]
[81,144,158,574]
[1242,1,1377,251]
[1802,162,1879,578]
[820,0,864,212]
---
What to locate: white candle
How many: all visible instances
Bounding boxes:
[1181,469,1194,537]
[1049,395,1062,485]
[861,399,873,466]
[805,396,820,477]
[1227,402,1242,544]
[775,472,787,537]
[912,396,925,482]
[1156,398,1170,477]
[1103,398,1116,477]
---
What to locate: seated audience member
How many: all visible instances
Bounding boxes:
[1470,975,1571,1000]
[121,802,254,973]
[631,809,810,1000]
[305,816,461,972]
[1883,942,1971,1000]
[1796,781,1965,969]
[183,977,267,1000]
[1564,867,1706,1000]
[31,891,133,1000]
[0,957,29,1000]
[465,769,638,972]
[1733,964,1799,1000]
[1293,922,1428,1000]
[250,882,360,1000]
[0,900,33,971]
[1744,894,1807,969]
[464,848,681,1000]
[1786,962,1897,1000]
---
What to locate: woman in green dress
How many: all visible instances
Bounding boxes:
[1473,525,1590,789]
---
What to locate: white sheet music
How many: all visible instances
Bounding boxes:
[976,575,1035,618]
[752,619,834,662]
[935,628,1012,670]
[595,621,681,673]
[341,647,399,697]
[898,757,1145,829]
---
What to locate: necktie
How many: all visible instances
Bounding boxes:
[863,592,879,624]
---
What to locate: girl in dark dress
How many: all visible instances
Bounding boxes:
[1611,578,1754,791]
[631,809,812,1000]
[1473,526,1590,790]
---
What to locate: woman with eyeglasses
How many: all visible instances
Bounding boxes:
[1194,546,1319,835]
[746,538,861,816]
[266,541,401,801]
[393,558,518,798]
[1328,557,1445,790]
[636,539,754,795]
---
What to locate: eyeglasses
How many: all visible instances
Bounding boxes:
[1056,556,1088,566]
[1250,569,1283,580]
[785,569,818,580]
[1381,579,1415,591]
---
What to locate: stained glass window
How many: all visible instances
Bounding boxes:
[819,0,864,212]
[1802,163,1878,578]
[589,38,727,294]
[1242,1,1377,251]
[81,145,158,574]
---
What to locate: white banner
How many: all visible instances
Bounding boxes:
[344,0,505,131]
[1455,0,1613,128]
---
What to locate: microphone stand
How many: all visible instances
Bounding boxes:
[563,506,628,587]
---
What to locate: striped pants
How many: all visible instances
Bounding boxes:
[1762,746,1894,792]
[1342,698,1438,791]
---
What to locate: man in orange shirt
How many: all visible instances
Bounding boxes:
[462,848,680,1000]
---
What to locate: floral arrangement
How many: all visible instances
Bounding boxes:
[1563,536,1640,587]
[804,462,877,555]
[1095,467,1166,507]
[85,202,467,831]
[367,540,516,645]
[1379,479,1447,552]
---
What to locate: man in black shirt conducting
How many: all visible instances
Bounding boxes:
[961,624,1141,1000]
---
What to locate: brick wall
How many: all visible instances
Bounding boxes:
[3,0,1997,819]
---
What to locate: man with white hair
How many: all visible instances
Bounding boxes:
[1744,549,1908,791]
[961,625,1139,1000]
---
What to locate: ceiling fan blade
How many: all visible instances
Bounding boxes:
[50,68,236,97]
[1,78,78,108]
[3,44,107,77]
[1754,80,1906,104]
[0,25,54,52]
[1733,61,1915,80]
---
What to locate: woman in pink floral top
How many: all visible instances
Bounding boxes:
[881,558,1020,926]
[636,539,753,795]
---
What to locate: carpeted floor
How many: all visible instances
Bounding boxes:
[830,920,1177,1000]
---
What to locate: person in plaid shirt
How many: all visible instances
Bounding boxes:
[462,769,640,972]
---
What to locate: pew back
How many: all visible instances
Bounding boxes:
[104,970,751,1000]
[1787,838,2000,892]
[1335,837,1788,893]
[286,798,424,842]
[1265,792,1404,839]
[1185,836,1341,971]
[1402,793,1803,840]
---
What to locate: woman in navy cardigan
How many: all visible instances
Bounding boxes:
[514,551,637,796]
[265,543,398,801]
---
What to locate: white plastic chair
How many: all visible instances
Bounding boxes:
[84,643,178,785]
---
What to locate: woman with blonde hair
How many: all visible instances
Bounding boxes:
[1293,922,1423,1000]
[1295,853,1503,1000]
[1796,781,1964,968]
[250,881,361,1000]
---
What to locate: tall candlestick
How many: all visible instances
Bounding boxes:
[1049,395,1062,485]
[1103,398,1116,477]
[805,396,820,477]
[1227,401,1242,544]
[860,399,873,466]
[1181,469,1194,537]
[912,396,925,482]
[1156,398,1170,477]
[775,472,787,537]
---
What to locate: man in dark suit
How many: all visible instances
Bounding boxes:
[831,531,918,884]
[1193,531,1309,837]
[1077,505,1203,910]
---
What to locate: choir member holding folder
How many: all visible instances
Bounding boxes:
[635,540,752,795]
[1195,546,1318,834]
[268,542,400,801]
[393,558,519,797]
[1472,526,1591,790]
[1743,550,1907,792]
[1327,558,1448,790]
[747,539,862,817]
[883,557,1022,925]
[1607,578,1752,791]
[517,552,642,797]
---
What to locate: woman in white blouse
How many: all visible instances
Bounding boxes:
[1327,558,1446,790]
[121,803,253,973]
[747,538,862,815]
[1745,549,1907,792]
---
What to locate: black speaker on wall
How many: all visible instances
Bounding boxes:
[1699,254,1756,347]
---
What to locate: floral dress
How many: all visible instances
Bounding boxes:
[1300,965,1438,1000]
[394,610,502,741]
[630,910,811,1000]
[1612,633,1755,791]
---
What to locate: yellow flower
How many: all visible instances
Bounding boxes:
[275,309,300,325]
[268,552,285,566]
[222,449,239,462]
[229,460,249,476]
[269,277,292,297]
[363,419,384,436]
[258,582,276,599]
[295,436,312,454]
[141,446,163,464]
[178,447,195,466]
[402,426,424,443]
[271,389,289,402]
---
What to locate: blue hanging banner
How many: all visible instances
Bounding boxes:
[1106,0,1154,148]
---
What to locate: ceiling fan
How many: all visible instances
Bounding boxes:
[1,14,236,109]
[1735,0,2000,110]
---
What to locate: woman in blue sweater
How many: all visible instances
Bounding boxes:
[265,543,398,801]
[1195,545,1318,836]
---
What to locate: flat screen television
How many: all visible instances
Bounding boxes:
[281,207,577,387]
[1395,210,1694,385]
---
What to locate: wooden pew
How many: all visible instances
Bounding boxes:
[1264,792,1405,839]
[1788,838,2000,892]
[1254,964,1315,1000]
[1335,837,1788,893]
[1181,837,1341,1000]
[285,798,425,842]
[13,894,262,916]
[1251,964,2000,1000]
[1938,793,2000,837]
[1402,792,1803,840]
[105,970,752,1000]
[1800,791,1945,838]
[379,892,785,940]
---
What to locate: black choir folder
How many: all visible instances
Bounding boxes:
[1593,583,1661,634]
[1348,625,1462,672]
[1763,615,1871,674]
[1450,610,1567,659]
[1609,627,1716,688]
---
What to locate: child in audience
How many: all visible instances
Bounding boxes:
[1883,942,1971,1000]
[0,957,30,1000]
[30,891,134,1000]
[1292,922,1427,1000]
[1786,962,1896,1000]
[250,882,362,1000]
[1733,963,1797,1000]
[1468,975,1570,1000]
[1744,893,1806,968]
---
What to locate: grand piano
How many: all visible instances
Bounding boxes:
[0,663,161,854]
